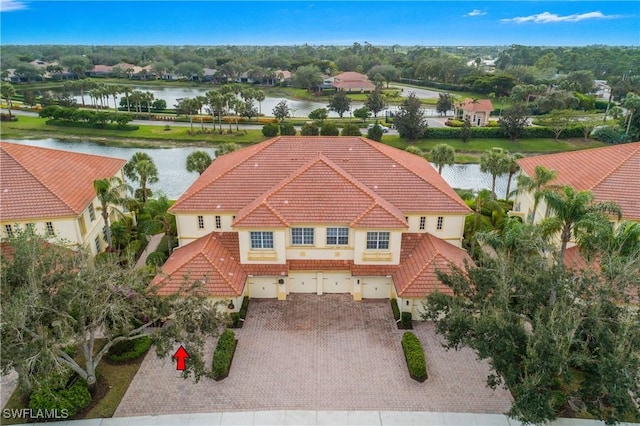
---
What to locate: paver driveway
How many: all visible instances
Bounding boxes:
[115,294,512,417]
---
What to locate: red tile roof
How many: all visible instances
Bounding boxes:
[517,142,640,220]
[171,137,471,223]
[563,246,600,271]
[459,98,494,112]
[393,233,472,298]
[0,142,126,220]
[151,232,246,297]
[154,231,469,299]
[234,155,407,228]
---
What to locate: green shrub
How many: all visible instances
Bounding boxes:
[341,123,362,136]
[212,330,237,380]
[592,125,632,144]
[390,299,400,321]
[320,122,339,136]
[279,122,297,136]
[445,119,464,127]
[594,100,609,111]
[367,124,383,141]
[262,123,279,137]
[239,296,249,319]
[229,312,242,328]
[301,122,319,136]
[401,332,427,381]
[29,378,92,417]
[401,312,413,329]
[106,336,152,362]
[146,251,167,267]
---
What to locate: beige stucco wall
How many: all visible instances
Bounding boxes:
[238,228,287,264]
[353,229,402,265]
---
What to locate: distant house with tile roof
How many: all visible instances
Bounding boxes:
[153,136,472,317]
[0,142,128,255]
[454,98,494,126]
[512,142,640,224]
[331,72,376,93]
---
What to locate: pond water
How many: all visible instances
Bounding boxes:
[58,86,437,118]
[4,139,510,200]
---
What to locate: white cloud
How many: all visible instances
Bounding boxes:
[465,9,486,17]
[0,0,27,12]
[501,11,621,24]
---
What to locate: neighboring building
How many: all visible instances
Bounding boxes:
[153,136,472,317]
[0,142,128,255]
[454,99,494,126]
[512,142,640,225]
[331,72,377,93]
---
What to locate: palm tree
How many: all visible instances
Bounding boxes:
[144,195,175,254]
[205,90,223,132]
[175,97,200,132]
[93,177,130,249]
[541,186,622,265]
[254,90,265,115]
[185,150,213,175]
[108,85,122,112]
[515,165,558,224]
[195,95,207,132]
[480,147,510,198]
[216,142,240,157]
[121,86,132,112]
[124,152,159,203]
[1,82,16,118]
[504,152,524,201]
[428,143,456,175]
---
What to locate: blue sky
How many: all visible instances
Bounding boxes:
[1,1,638,46]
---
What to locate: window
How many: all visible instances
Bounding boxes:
[291,228,314,245]
[5,224,13,238]
[327,227,349,245]
[215,215,221,229]
[46,222,55,236]
[250,231,274,249]
[94,236,101,253]
[436,216,444,230]
[197,215,204,229]
[366,231,390,250]
[419,216,426,230]
[88,204,96,221]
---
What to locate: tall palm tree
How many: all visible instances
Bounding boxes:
[108,85,122,112]
[93,177,130,249]
[121,86,132,112]
[428,143,456,175]
[185,150,213,175]
[254,90,265,115]
[515,165,558,224]
[1,82,16,118]
[195,95,207,132]
[504,152,524,201]
[541,186,622,265]
[144,195,175,254]
[480,147,510,198]
[124,152,159,203]
[205,89,223,132]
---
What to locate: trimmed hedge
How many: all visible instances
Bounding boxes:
[212,330,237,380]
[401,312,413,329]
[29,378,92,417]
[106,336,152,363]
[424,125,585,139]
[401,332,428,382]
[230,296,250,328]
[390,298,401,321]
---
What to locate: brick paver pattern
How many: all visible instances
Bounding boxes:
[115,294,512,417]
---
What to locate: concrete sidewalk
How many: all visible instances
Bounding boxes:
[134,233,165,269]
[8,410,637,425]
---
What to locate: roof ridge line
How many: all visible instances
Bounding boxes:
[200,234,245,294]
[172,137,282,210]
[357,138,471,212]
[1,144,79,215]
[590,142,640,190]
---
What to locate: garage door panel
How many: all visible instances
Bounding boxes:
[322,272,352,294]
[288,272,317,293]
[362,280,391,299]
[249,280,278,298]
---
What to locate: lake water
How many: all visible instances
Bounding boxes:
[63,86,437,118]
[3,139,510,199]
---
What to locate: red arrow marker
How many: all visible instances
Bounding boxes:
[173,345,189,371]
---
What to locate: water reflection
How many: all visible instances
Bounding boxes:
[5,139,509,199]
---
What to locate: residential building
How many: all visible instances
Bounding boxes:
[512,142,640,225]
[0,142,128,255]
[330,72,377,93]
[153,136,472,317]
[454,99,494,126]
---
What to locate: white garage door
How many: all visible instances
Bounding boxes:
[288,272,317,293]
[322,272,352,294]
[362,280,391,299]
[249,279,278,298]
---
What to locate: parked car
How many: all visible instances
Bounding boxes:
[367,123,390,133]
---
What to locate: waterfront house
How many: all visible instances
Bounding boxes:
[0,142,128,255]
[152,136,472,317]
